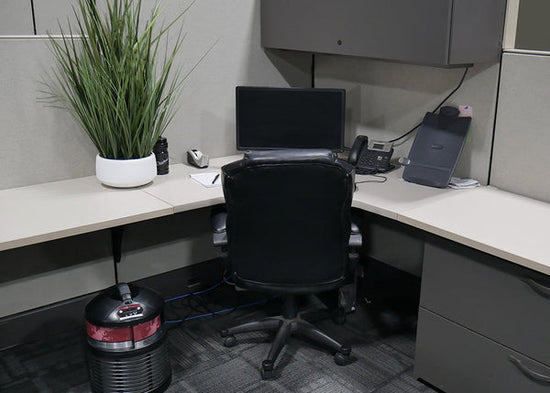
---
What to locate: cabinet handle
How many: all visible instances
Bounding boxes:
[523,278,550,298]
[509,355,550,384]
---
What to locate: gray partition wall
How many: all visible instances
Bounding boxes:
[491,52,550,203]
[0,0,310,190]
[0,1,34,35]
[315,55,500,184]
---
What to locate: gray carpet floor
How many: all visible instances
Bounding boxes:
[0,290,438,393]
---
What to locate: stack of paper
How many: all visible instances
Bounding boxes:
[189,172,221,188]
[448,177,480,189]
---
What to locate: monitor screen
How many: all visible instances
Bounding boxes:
[236,86,345,151]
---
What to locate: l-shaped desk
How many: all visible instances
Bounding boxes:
[2,155,550,392]
[3,155,548,273]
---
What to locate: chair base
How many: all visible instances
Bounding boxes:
[219,295,351,379]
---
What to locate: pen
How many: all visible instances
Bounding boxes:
[212,174,220,184]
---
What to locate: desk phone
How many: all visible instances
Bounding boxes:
[348,135,394,175]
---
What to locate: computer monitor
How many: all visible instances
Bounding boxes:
[236,86,345,152]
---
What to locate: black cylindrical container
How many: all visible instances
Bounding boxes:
[153,137,169,175]
[85,283,171,393]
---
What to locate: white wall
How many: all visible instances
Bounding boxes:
[0,0,310,190]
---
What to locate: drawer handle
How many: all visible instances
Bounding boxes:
[509,355,550,384]
[524,278,550,298]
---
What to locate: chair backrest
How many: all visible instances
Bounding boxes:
[221,149,355,294]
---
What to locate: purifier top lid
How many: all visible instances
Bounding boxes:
[85,283,164,328]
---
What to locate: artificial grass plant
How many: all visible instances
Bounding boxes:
[46,0,183,159]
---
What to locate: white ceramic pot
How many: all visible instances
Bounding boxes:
[96,153,157,188]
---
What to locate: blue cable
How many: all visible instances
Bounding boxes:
[164,277,229,303]
[164,296,277,324]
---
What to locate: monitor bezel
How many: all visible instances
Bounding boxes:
[235,86,346,152]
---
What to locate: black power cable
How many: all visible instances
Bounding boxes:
[311,54,315,88]
[30,0,37,35]
[387,66,470,144]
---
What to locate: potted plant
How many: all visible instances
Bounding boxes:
[45,0,182,187]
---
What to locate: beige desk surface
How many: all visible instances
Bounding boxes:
[141,155,238,213]
[0,176,173,252]
[400,186,550,275]
[351,167,458,219]
[1,155,549,276]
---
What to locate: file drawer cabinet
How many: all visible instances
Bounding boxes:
[415,236,550,392]
[416,309,550,393]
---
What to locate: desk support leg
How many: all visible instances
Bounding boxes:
[110,226,124,284]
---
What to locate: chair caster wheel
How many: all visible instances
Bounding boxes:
[261,367,274,379]
[223,335,237,347]
[334,351,349,366]
[334,345,351,366]
[261,360,275,380]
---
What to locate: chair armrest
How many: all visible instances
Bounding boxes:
[211,208,227,247]
[349,221,362,249]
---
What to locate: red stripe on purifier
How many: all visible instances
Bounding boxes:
[86,316,161,343]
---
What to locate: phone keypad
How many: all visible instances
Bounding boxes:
[356,151,391,174]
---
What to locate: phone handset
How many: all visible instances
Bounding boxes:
[348,135,368,166]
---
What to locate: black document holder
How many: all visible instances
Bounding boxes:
[403,112,471,188]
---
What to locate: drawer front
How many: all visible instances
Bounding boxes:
[415,308,550,393]
[420,236,550,366]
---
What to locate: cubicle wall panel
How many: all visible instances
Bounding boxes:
[1,1,308,191]
[415,308,550,393]
[117,208,219,283]
[32,0,170,35]
[420,235,550,367]
[0,38,98,190]
[0,230,114,318]
[315,56,500,184]
[0,1,34,35]
[33,0,111,35]
[362,212,424,277]
[165,0,311,160]
[491,52,550,203]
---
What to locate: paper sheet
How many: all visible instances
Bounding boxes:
[189,172,221,188]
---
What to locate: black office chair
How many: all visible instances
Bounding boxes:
[211,149,362,379]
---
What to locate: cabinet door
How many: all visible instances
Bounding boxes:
[261,0,452,65]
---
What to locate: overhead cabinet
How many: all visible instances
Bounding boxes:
[261,0,507,66]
